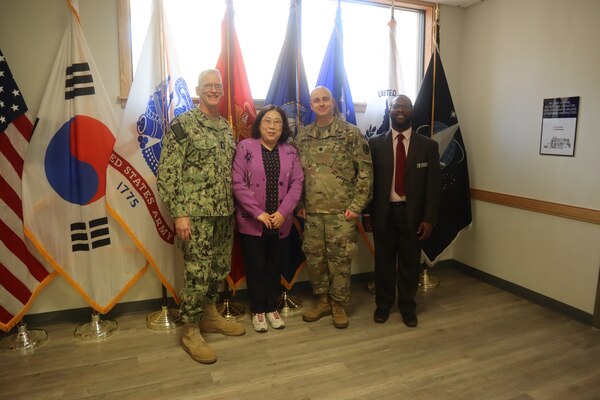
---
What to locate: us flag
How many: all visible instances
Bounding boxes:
[0,50,54,332]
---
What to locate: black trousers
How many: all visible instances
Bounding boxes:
[373,203,422,314]
[239,232,283,314]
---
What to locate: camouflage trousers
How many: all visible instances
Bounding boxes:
[302,213,358,304]
[178,216,233,323]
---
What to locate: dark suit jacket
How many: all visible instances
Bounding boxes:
[367,129,441,234]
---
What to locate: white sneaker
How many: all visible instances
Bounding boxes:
[266,311,285,329]
[252,313,268,333]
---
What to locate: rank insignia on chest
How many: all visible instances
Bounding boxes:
[171,123,187,142]
[220,141,225,149]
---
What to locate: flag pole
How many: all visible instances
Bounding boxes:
[66,0,122,337]
[419,3,441,290]
[295,0,302,132]
[158,0,175,121]
[146,0,184,330]
[225,0,233,131]
[216,0,246,320]
[158,0,168,119]
[367,0,398,295]
[279,0,305,313]
[429,3,439,139]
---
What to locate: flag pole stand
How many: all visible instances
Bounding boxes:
[0,321,48,353]
[146,285,183,331]
[277,288,302,315]
[74,311,118,341]
[217,298,246,321]
[216,280,246,321]
[419,266,440,290]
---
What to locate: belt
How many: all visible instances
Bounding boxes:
[390,201,405,206]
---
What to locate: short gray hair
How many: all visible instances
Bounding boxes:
[197,69,222,87]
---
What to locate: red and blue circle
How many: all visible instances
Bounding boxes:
[44,115,115,205]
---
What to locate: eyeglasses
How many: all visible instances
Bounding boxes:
[261,118,283,127]
[202,83,223,91]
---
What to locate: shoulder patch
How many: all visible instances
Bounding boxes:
[171,123,187,142]
[363,143,370,155]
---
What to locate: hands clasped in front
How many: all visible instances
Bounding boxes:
[257,211,285,230]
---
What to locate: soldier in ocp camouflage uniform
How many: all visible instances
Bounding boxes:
[157,69,244,365]
[296,86,373,329]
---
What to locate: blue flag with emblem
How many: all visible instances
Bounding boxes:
[264,0,309,289]
[264,0,310,136]
[310,1,355,125]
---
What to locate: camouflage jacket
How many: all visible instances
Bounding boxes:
[296,117,373,214]
[157,108,235,217]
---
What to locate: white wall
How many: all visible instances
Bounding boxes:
[0,0,123,119]
[441,0,600,313]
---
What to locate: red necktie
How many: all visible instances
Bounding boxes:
[394,135,406,196]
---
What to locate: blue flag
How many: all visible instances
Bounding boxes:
[311,1,355,124]
[412,48,472,265]
[264,0,310,136]
[264,0,309,289]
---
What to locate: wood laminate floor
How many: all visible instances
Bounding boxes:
[1,267,599,400]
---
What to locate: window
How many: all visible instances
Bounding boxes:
[119,0,434,105]
[301,0,424,102]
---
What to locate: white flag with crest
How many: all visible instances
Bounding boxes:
[359,16,405,139]
[22,0,147,312]
[106,0,193,298]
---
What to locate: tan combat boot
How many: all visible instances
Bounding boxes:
[198,303,246,336]
[181,323,217,364]
[331,301,349,329]
[302,294,331,322]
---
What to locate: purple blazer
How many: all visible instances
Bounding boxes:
[232,138,304,238]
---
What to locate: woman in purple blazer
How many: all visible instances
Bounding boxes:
[232,105,304,332]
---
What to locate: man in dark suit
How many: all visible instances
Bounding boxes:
[363,95,441,327]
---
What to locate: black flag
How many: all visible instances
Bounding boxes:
[412,48,472,265]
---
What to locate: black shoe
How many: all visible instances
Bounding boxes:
[373,308,389,323]
[401,312,418,327]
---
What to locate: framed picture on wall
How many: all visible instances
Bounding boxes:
[539,96,579,156]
